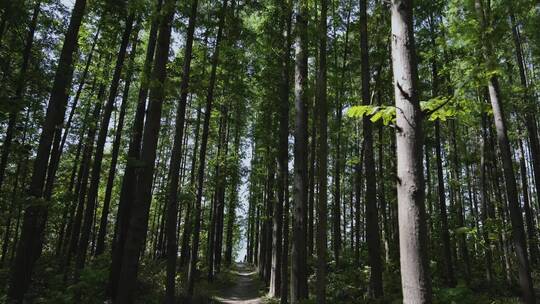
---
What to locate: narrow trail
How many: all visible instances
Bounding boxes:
[212,263,263,304]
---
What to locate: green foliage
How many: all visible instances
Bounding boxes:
[346,105,396,125]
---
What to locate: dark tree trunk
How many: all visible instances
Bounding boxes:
[65,91,103,274]
[435,121,456,287]
[95,25,140,256]
[315,0,328,302]
[179,106,202,267]
[7,0,87,297]
[43,24,101,202]
[76,14,135,276]
[108,0,161,297]
[163,0,198,301]
[114,0,176,301]
[186,0,228,296]
[271,0,291,298]
[450,122,471,279]
[291,0,309,301]
[359,0,382,297]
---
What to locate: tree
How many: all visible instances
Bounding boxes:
[187,0,228,296]
[114,0,176,300]
[389,0,432,302]
[290,0,309,301]
[163,0,198,301]
[474,0,535,302]
[360,0,383,297]
[7,0,88,300]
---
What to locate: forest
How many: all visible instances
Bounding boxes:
[0,0,539,303]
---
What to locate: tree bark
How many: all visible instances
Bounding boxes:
[114,0,176,301]
[186,0,228,296]
[390,1,432,303]
[108,0,161,297]
[291,0,309,301]
[435,120,456,287]
[7,0,87,298]
[76,14,135,276]
[475,1,535,302]
[95,25,139,256]
[163,0,198,301]
[519,140,539,265]
[315,0,328,302]
[360,0,382,297]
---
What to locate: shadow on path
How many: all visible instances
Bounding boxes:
[212,263,263,304]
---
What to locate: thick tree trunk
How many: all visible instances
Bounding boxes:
[114,0,176,301]
[44,24,101,204]
[360,0,382,297]
[271,1,291,298]
[390,1,432,303]
[76,14,135,276]
[7,0,87,298]
[95,26,139,256]
[163,0,198,301]
[291,0,309,301]
[108,0,161,297]
[186,0,228,296]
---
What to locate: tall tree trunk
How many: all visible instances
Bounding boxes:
[360,0,382,297]
[95,25,139,256]
[510,12,540,237]
[450,122,471,279]
[224,109,241,266]
[0,1,40,191]
[291,0,309,301]
[475,1,535,302]
[65,90,104,274]
[315,0,328,302]
[7,0,87,298]
[76,14,135,276]
[163,0,198,301]
[480,112,494,282]
[114,0,176,301]
[186,0,228,296]
[519,140,539,265]
[435,121,456,287]
[179,105,202,267]
[43,23,101,203]
[332,0,351,268]
[108,0,161,296]
[390,1,432,303]
[271,0,291,298]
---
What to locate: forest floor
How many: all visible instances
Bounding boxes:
[211,263,264,304]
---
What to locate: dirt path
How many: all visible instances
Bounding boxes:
[212,263,263,304]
